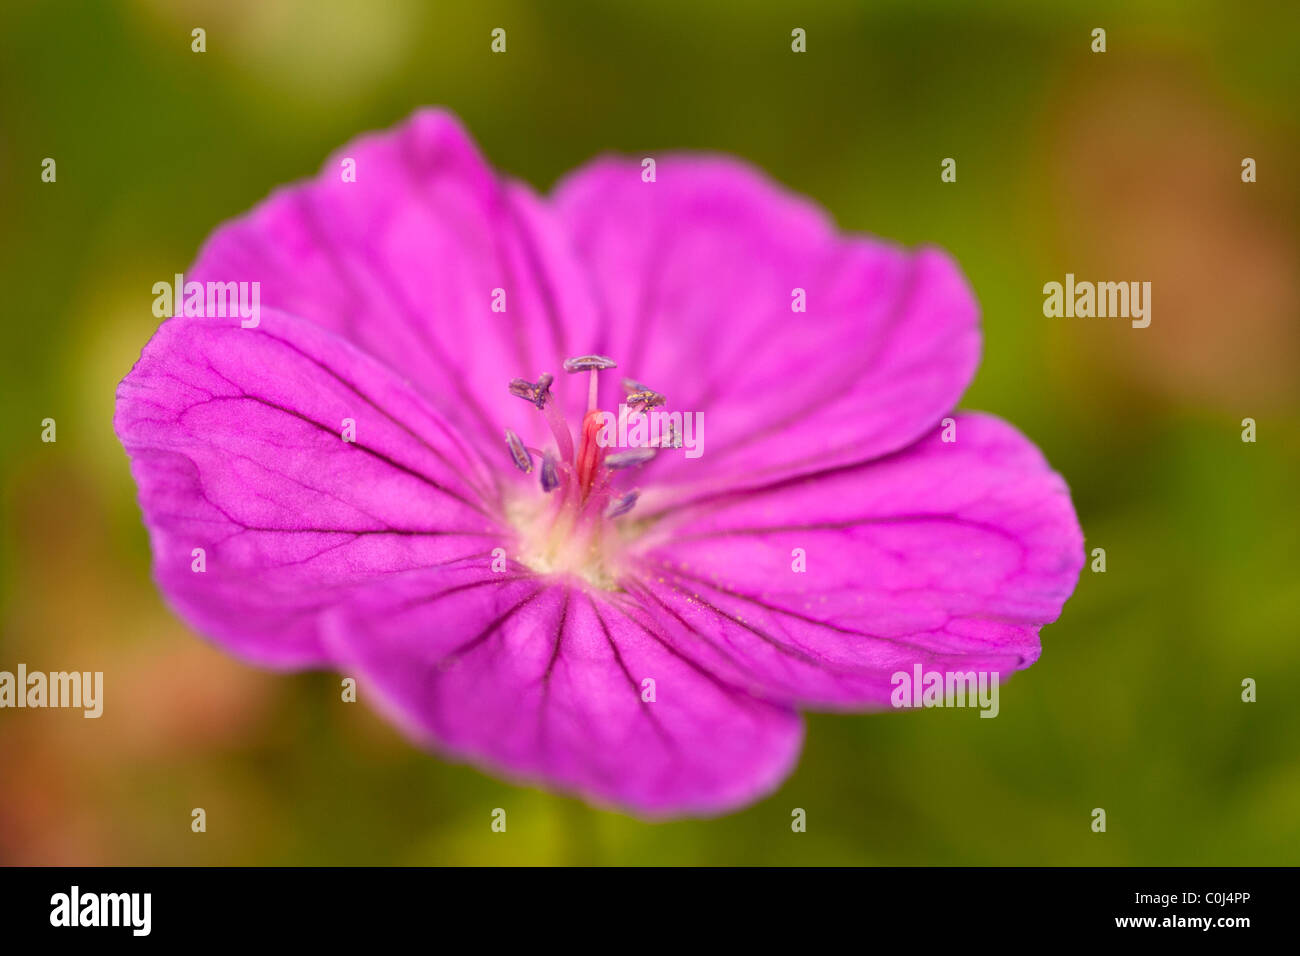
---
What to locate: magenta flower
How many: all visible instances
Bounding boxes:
[115,109,1082,817]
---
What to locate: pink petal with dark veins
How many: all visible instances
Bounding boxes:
[551,154,982,501]
[322,564,803,817]
[625,413,1084,709]
[186,108,601,460]
[115,308,505,667]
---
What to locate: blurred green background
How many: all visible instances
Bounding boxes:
[2,0,1297,865]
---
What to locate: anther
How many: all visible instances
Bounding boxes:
[625,389,665,411]
[622,378,665,411]
[604,447,657,470]
[540,453,560,492]
[508,373,553,410]
[604,490,640,519]
[562,354,617,373]
[504,429,533,473]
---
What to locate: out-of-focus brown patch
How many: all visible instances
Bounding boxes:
[0,730,110,865]
[1043,60,1299,412]
[5,459,274,751]
[1,457,276,863]
[100,639,276,759]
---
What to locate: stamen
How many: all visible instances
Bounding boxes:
[625,389,665,411]
[604,490,639,519]
[604,447,657,470]
[504,429,533,473]
[563,355,617,373]
[508,373,572,462]
[540,453,560,492]
[539,380,574,463]
[507,373,553,410]
[622,377,665,411]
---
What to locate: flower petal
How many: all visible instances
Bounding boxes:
[624,413,1084,709]
[115,308,505,667]
[324,570,803,818]
[552,154,981,498]
[187,108,600,458]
